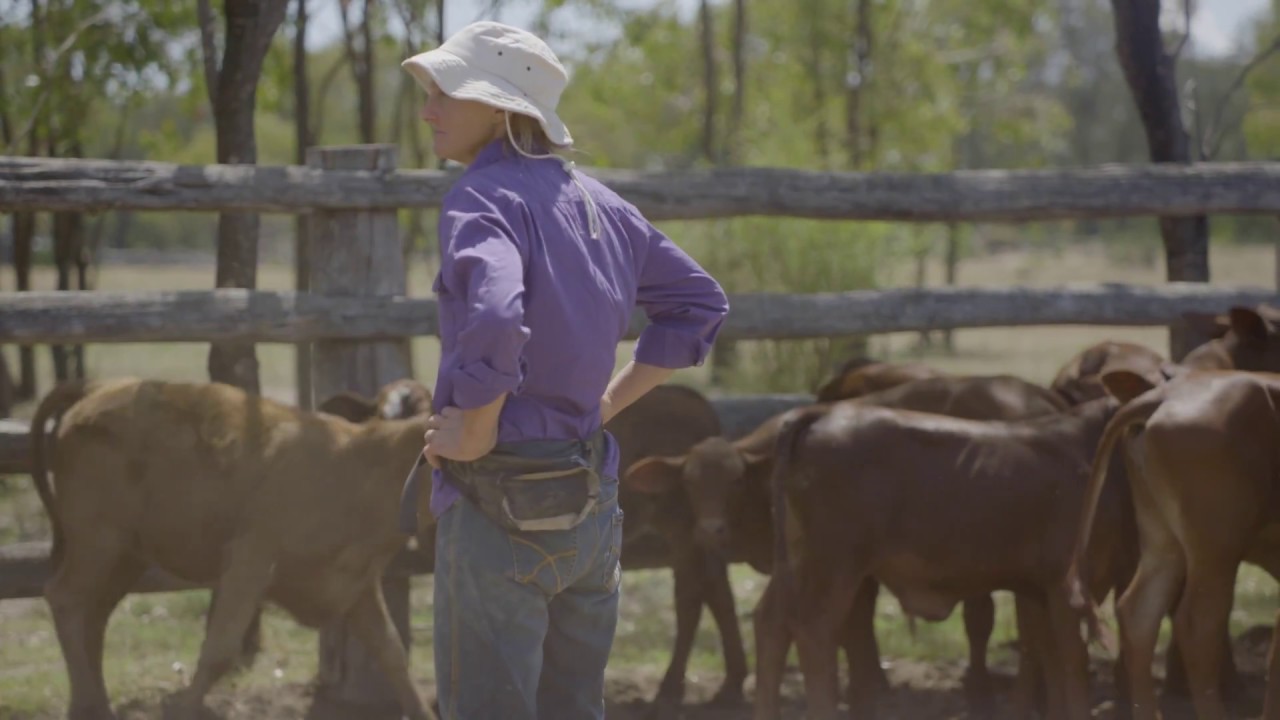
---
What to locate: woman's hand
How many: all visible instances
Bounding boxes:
[423,406,498,468]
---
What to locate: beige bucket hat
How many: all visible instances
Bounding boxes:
[401,21,573,146]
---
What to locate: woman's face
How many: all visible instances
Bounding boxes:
[419,78,503,165]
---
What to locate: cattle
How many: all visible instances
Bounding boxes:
[318,378,433,423]
[30,378,437,720]
[1049,307,1280,410]
[312,380,729,708]
[1050,340,1168,406]
[757,396,1130,720]
[625,373,1071,714]
[1054,306,1280,699]
[1066,369,1280,720]
[813,357,944,402]
[604,385,731,705]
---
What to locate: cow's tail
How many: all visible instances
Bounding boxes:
[771,406,825,614]
[1064,389,1163,649]
[30,380,94,570]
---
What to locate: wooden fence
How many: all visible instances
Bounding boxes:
[3,146,1280,712]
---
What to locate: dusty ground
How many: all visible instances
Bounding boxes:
[5,627,1275,719]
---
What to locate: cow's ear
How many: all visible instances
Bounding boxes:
[1100,369,1156,404]
[318,392,378,422]
[738,450,771,480]
[1229,306,1270,343]
[623,456,684,494]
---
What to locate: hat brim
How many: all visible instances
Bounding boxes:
[402,49,572,147]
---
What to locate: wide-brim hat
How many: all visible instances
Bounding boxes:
[402,21,572,146]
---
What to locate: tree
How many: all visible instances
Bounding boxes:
[1110,0,1210,360]
[197,0,291,395]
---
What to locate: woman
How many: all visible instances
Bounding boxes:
[400,21,729,720]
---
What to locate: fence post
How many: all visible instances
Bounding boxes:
[306,144,415,716]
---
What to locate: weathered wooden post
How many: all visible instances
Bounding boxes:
[307,144,416,716]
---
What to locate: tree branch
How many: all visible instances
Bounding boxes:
[196,0,221,108]
[1202,34,1280,159]
[1171,0,1194,59]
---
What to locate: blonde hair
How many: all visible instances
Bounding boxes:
[505,112,569,156]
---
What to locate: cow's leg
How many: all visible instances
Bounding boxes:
[840,578,886,715]
[346,580,433,720]
[1009,593,1049,720]
[1046,588,1093,720]
[655,552,706,704]
[795,569,863,720]
[1262,609,1280,720]
[751,577,791,720]
[45,534,142,720]
[702,554,748,706]
[1171,559,1238,720]
[1117,542,1184,720]
[170,550,275,716]
[961,593,996,715]
[1163,623,1240,702]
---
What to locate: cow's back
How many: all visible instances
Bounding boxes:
[786,401,1118,607]
[855,374,1064,421]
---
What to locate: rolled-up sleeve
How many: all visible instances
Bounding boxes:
[437,187,530,408]
[630,214,729,368]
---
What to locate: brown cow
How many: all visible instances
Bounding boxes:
[1056,307,1280,698]
[757,397,1130,720]
[1066,370,1280,720]
[31,378,437,720]
[625,374,1070,714]
[1049,307,1280,410]
[1050,341,1168,406]
[813,357,944,402]
[318,378,433,422]
[605,385,730,704]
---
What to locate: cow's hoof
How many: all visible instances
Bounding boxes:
[707,685,747,707]
[68,705,118,720]
[161,693,219,720]
[655,676,685,703]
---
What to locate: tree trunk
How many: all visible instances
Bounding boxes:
[698,0,718,163]
[942,223,959,352]
[1111,0,1210,361]
[804,2,830,167]
[294,0,313,410]
[727,0,747,165]
[846,0,874,169]
[205,0,290,396]
[341,0,377,143]
[11,213,36,401]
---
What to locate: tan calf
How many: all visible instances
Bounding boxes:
[1067,370,1280,720]
[31,378,437,720]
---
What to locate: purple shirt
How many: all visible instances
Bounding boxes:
[429,139,729,517]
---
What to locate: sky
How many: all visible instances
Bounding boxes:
[309,0,1272,59]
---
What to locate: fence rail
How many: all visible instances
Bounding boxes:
[3,155,1280,220]
[2,284,1278,344]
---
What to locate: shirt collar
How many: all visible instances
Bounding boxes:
[466,139,509,173]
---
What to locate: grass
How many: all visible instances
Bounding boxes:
[1,238,1278,715]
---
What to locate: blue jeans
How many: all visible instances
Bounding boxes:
[433,479,624,720]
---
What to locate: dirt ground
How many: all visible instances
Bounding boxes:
[6,625,1274,720]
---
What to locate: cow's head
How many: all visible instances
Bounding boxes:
[623,436,770,556]
[1183,306,1280,373]
[814,359,942,403]
[319,379,434,422]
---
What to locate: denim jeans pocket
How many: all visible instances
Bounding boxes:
[508,526,580,596]
[600,508,624,594]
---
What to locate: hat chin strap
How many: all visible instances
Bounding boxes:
[504,112,601,240]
